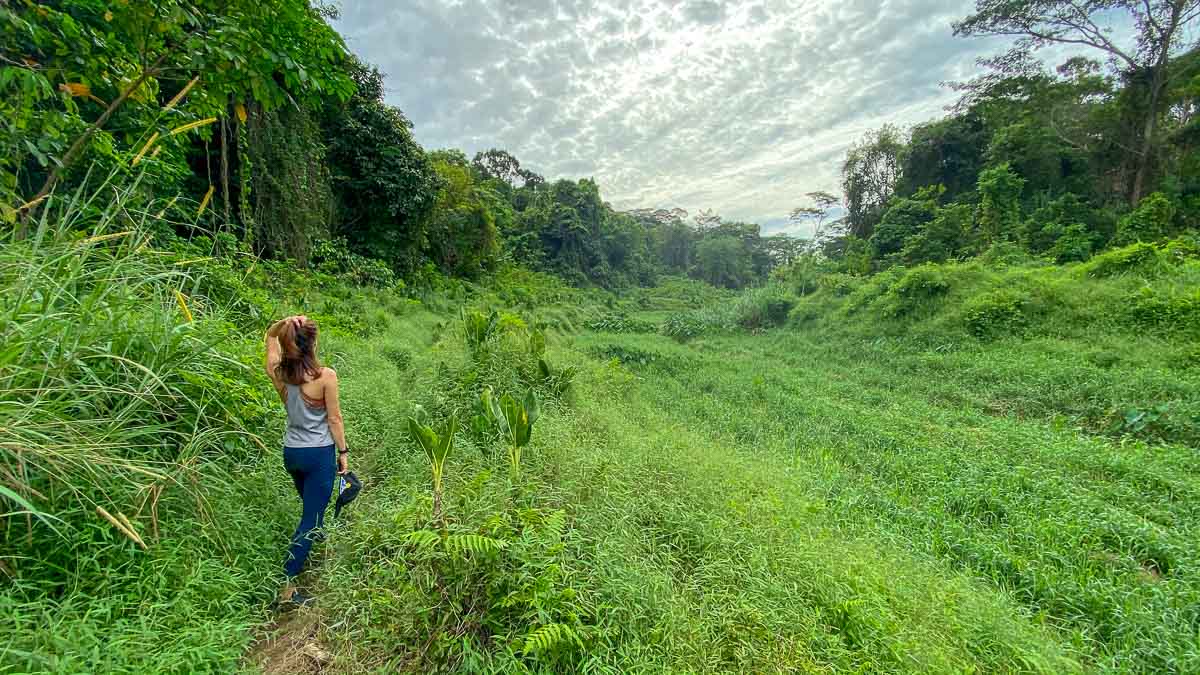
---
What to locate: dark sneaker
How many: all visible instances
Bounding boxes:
[273,589,316,612]
[289,589,316,608]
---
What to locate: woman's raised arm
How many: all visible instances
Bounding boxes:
[263,317,290,381]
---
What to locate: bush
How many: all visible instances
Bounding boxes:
[978,241,1035,267]
[818,273,862,297]
[584,314,657,334]
[787,299,824,325]
[1080,242,1165,278]
[1114,192,1176,245]
[963,290,1030,339]
[1128,287,1200,337]
[662,313,709,342]
[311,237,399,288]
[878,264,950,318]
[1048,223,1097,263]
[729,284,796,330]
[843,268,901,315]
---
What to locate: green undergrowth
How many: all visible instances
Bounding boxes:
[787,239,1200,345]
[568,328,1200,673]
[6,197,1198,673]
[0,183,426,672]
[266,305,1082,673]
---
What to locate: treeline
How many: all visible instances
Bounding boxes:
[5,1,1198,295]
[777,1,1200,287]
[1,1,796,291]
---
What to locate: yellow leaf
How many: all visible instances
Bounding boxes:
[59,82,91,97]
[235,103,247,124]
[104,10,113,21]
[168,117,217,136]
[174,290,194,323]
[163,76,199,112]
[130,132,158,166]
[155,194,180,219]
[173,257,212,267]
[17,194,49,212]
[196,185,214,217]
[79,230,132,245]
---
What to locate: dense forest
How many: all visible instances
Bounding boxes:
[6,1,1195,293]
[3,1,1200,673]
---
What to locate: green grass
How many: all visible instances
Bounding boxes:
[7,201,1198,673]
[248,266,1195,672]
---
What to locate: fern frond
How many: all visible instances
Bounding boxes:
[402,529,441,550]
[543,509,567,539]
[445,533,506,556]
[520,622,583,655]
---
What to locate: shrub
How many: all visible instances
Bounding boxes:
[1160,236,1200,262]
[729,284,796,330]
[1080,242,1165,278]
[818,273,862,297]
[1128,287,1200,337]
[662,312,709,342]
[787,299,824,326]
[977,163,1025,243]
[311,237,399,288]
[900,203,974,265]
[843,268,901,315]
[584,314,657,334]
[1048,223,1097,263]
[963,290,1030,339]
[381,344,413,370]
[1114,192,1176,245]
[878,264,950,318]
[872,198,932,257]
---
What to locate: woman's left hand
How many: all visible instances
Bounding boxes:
[337,452,348,474]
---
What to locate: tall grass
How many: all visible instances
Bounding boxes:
[1,178,292,671]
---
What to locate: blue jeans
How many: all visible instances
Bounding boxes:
[282,444,336,579]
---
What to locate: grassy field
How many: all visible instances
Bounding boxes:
[5,217,1197,672]
[244,263,1198,673]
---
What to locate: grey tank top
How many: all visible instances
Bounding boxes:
[283,382,333,448]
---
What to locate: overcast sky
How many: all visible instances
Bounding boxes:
[331,1,1062,234]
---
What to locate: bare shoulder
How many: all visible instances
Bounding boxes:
[321,367,339,382]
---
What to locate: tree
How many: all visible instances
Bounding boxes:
[319,57,441,271]
[955,0,1200,203]
[787,190,841,294]
[472,148,543,189]
[899,113,989,201]
[977,162,1027,243]
[425,159,502,278]
[3,0,353,228]
[693,208,723,231]
[654,215,696,273]
[694,235,751,289]
[900,203,975,264]
[872,189,942,258]
[790,191,840,238]
[842,125,906,239]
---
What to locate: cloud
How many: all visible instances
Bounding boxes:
[332,0,1096,226]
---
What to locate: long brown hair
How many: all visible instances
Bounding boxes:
[276,318,321,385]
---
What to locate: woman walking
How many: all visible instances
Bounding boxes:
[264,315,349,607]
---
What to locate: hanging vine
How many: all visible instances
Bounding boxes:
[242,100,334,265]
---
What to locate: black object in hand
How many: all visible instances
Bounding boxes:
[334,471,362,517]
